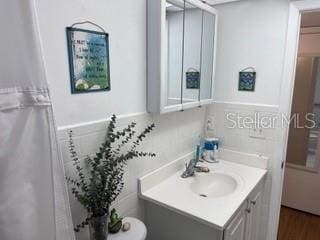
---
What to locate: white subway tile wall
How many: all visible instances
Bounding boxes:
[58,107,206,240]
[207,102,279,240]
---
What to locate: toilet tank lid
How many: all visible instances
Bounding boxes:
[108,217,147,240]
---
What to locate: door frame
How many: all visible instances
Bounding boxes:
[270,1,320,240]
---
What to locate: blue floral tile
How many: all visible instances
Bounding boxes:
[186,71,200,89]
[239,72,256,91]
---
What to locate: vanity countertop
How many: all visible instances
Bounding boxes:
[139,154,267,229]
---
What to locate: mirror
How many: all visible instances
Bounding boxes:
[165,0,184,107]
[286,11,320,171]
[200,11,216,101]
[182,2,202,104]
[287,57,320,170]
[306,62,320,169]
[147,0,217,114]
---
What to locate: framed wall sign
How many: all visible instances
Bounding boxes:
[66,26,110,93]
[186,71,200,89]
[239,67,256,92]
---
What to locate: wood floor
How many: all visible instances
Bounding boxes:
[277,206,320,240]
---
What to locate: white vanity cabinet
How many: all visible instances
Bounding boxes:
[143,178,264,240]
[245,184,263,240]
[224,183,263,240]
[144,181,264,240]
[224,203,247,240]
[147,0,218,114]
[139,157,267,240]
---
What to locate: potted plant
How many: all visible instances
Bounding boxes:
[66,115,155,240]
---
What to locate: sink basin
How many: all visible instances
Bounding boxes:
[190,172,238,198]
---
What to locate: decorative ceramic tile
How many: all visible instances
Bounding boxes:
[186,71,200,89]
[239,71,256,91]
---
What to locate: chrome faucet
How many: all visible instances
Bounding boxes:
[181,158,209,178]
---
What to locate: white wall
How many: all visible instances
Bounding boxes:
[36,0,147,127]
[213,0,289,105]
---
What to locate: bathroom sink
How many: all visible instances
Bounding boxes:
[140,158,267,228]
[190,172,238,198]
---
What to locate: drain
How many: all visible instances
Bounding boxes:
[199,194,207,198]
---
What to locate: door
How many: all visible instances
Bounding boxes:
[224,204,246,240]
[245,190,262,240]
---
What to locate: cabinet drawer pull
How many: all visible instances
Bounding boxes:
[251,200,257,205]
[246,208,251,213]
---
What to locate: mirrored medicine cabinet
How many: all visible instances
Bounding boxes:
[147,0,218,114]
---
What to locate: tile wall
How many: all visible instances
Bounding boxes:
[207,102,279,240]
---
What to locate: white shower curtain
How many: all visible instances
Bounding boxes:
[0,1,75,240]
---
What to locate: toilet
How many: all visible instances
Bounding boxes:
[108,217,147,240]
